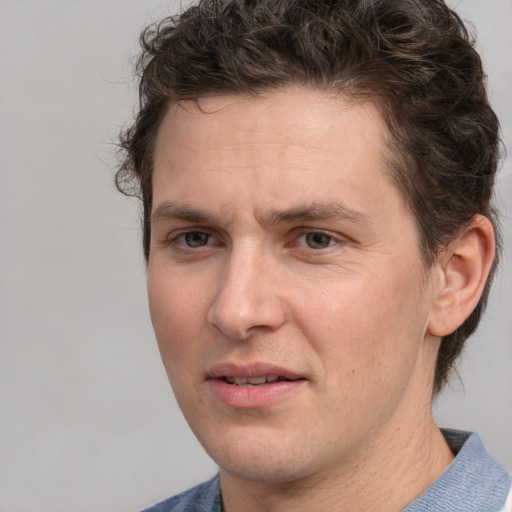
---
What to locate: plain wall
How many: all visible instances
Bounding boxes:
[0,1,510,511]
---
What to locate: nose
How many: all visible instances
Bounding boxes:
[207,246,286,341]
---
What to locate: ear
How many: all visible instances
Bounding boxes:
[428,215,496,337]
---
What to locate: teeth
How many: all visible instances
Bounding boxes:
[225,375,282,386]
[247,376,267,385]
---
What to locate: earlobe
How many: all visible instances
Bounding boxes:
[428,215,495,337]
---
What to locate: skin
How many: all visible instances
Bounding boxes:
[148,89,459,512]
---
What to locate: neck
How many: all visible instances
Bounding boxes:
[220,407,454,512]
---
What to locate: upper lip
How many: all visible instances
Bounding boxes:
[207,362,304,381]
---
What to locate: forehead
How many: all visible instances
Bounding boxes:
[152,89,401,220]
[156,89,385,156]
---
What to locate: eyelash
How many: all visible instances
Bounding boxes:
[168,230,217,249]
[167,228,343,252]
[293,230,339,250]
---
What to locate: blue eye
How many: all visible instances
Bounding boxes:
[180,232,211,247]
[303,232,335,249]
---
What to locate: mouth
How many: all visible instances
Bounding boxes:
[208,367,306,408]
[208,363,304,384]
[207,363,306,407]
[222,375,297,387]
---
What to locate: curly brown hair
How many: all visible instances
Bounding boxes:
[116,0,501,395]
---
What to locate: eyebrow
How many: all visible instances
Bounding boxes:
[151,202,216,224]
[150,201,371,227]
[264,202,372,226]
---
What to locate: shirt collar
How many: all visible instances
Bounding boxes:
[403,429,511,511]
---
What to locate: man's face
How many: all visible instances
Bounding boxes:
[148,89,440,484]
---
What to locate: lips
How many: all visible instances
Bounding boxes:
[224,375,290,386]
[207,363,306,408]
[209,362,302,379]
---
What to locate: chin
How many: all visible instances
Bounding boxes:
[219,457,313,484]
[201,431,321,484]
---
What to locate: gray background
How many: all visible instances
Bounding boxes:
[0,1,510,511]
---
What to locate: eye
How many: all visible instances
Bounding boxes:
[176,231,213,248]
[298,231,336,250]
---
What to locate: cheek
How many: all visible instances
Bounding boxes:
[298,270,427,376]
[298,276,428,435]
[147,270,209,370]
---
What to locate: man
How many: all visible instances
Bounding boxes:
[117,0,511,510]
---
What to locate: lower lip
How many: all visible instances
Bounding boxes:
[209,379,306,409]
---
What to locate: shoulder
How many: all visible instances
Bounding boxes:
[140,475,222,512]
[404,429,512,512]
[501,480,512,512]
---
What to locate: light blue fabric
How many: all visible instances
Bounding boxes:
[141,430,511,512]
[403,430,511,511]
[141,475,222,512]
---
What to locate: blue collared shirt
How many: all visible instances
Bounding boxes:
[142,430,511,512]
